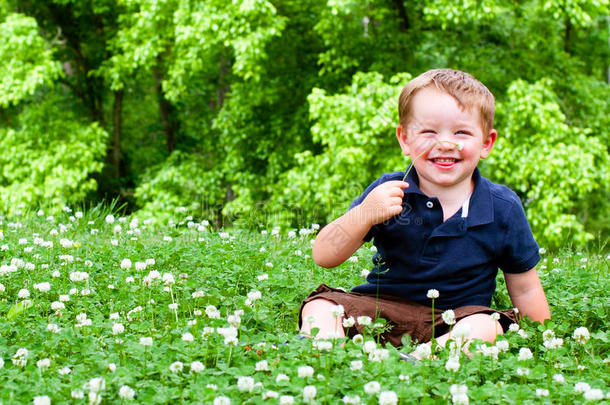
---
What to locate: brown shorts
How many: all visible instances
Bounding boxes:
[299,284,519,347]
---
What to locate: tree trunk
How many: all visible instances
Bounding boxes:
[153,64,178,152]
[111,89,124,178]
[393,0,410,31]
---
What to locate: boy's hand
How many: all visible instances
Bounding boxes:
[358,181,409,226]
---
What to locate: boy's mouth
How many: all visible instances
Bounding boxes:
[429,157,461,168]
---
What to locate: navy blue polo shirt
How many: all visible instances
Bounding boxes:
[349,167,540,310]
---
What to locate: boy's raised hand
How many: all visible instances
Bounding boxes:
[358,181,409,226]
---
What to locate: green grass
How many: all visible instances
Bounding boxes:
[0,209,608,404]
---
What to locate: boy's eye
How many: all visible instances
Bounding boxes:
[456,130,472,135]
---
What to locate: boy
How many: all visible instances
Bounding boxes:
[299,69,550,351]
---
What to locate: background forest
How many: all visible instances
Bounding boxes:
[0,0,609,249]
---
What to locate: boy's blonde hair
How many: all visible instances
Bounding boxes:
[398,69,495,136]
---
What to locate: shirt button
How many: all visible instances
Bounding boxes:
[426,201,433,208]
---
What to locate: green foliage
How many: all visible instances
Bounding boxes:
[134,150,225,224]
[266,72,410,226]
[485,78,610,248]
[0,92,108,215]
[0,13,61,107]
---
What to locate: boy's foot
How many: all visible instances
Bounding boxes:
[398,352,419,364]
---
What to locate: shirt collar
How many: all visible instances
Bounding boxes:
[403,166,494,227]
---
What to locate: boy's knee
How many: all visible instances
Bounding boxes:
[457,313,503,342]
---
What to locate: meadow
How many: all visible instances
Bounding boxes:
[0,207,608,404]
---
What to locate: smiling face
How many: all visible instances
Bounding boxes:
[397,86,497,195]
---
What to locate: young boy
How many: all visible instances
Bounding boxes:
[299,69,550,350]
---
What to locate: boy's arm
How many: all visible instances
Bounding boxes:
[312,180,409,268]
[504,268,550,323]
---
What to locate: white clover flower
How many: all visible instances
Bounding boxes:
[237,376,255,392]
[298,365,314,378]
[508,323,520,332]
[369,348,389,362]
[542,329,555,341]
[190,361,204,373]
[279,396,294,405]
[329,304,344,318]
[414,343,432,359]
[88,377,106,393]
[363,340,377,354]
[350,360,363,371]
[227,314,241,328]
[162,273,175,286]
[445,356,460,372]
[364,381,381,395]
[343,316,355,328]
[118,385,135,400]
[357,316,372,326]
[191,290,205,298]
[574,382,591,393]
[518,329,529,339]
[0,283,5,293]
[120,258,132,270]
[47,324,60,333]
[108,363,117,372]
[255,360,269,371]
[168,303,178,310]
[169,361,183,373]
[247,290,262,301]
[57,366,71,375]
[34,282,51,292]
[518,348,533,361]
[33,396,51,405]
[553,374,565,384]
[573,327,590,344]
[276,373,289,383]
[71,390,84,399]
[202,327,214,338]
[379,390,398,405]
[536,389,549,397]
[343,394,361,404]
[352,334,364,345]
[18,288,30,299]
[426,289,439,299]
[516,367,529,376]
[139,337,153,346]
[360,269,370,278]
[453,323,471,339]
[213,396,230,405]
[51,301,65,311]
[348,256,358,263]
[442,309,456,325]
[450,384,469,405]
[495,340,509,352]
[257,273,268,281]
[303,385,317,402]
[544,337,563,349]
[583,389,604,401]
[313,340,332,351]
[37,358,51,369]
[181,332,194,342]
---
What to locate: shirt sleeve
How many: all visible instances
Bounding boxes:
[497,198,540,274]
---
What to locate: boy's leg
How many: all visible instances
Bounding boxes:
[300,298,345,339]
[433,314,502,355]
[408,313,502,360]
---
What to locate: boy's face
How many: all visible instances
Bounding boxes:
[396,87,497,193]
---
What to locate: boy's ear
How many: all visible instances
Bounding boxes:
[396,125,411,157]
[480,129,497,159]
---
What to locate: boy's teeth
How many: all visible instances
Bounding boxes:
[434,158,456,163]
